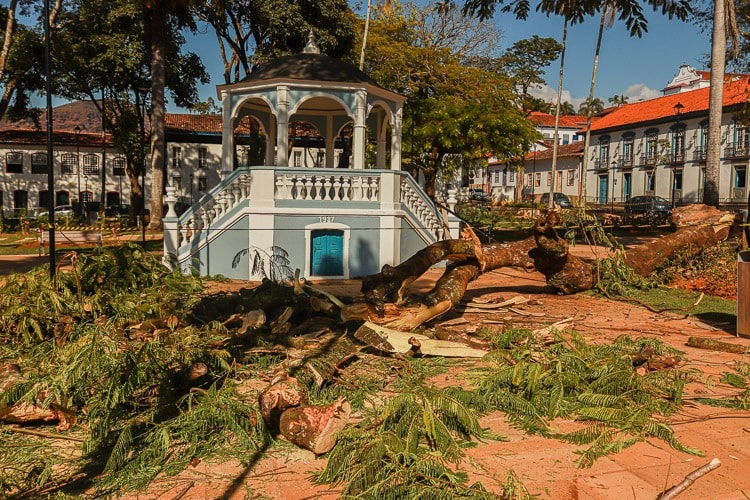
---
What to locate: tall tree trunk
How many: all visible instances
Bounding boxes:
[143,2,166,231]
[0,0,18,85]
[548,19,568,208]
[579,7,611,210]
[705,0,727,207]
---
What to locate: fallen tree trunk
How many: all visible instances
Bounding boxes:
[350,204,737,330]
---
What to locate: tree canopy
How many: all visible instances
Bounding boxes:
[363,1,539,194]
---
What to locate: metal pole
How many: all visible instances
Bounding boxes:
[75,126,81,215]
[44,0,56,277]
[101,88,107,210]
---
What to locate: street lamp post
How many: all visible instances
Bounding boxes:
[75,126,81,215]
[83,175,88,220]
[672,102,684,208]
[190,173,194,206]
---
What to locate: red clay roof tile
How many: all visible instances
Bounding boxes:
[590,78,750,132]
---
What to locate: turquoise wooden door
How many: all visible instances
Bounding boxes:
[598,175,609,204]
[623,173,632,202]
[311,229,344,276]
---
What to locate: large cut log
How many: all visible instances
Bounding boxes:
[278,398,351,455]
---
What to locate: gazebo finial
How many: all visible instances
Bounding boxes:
[303,30,320,54]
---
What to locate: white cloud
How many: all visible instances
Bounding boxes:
[526,82,662,110]
[527,83,586,110]
[623,83,661,103]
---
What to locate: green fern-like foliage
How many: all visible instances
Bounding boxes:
[315,386,499,497]
[0,247,268,496]
[471,330,702,467]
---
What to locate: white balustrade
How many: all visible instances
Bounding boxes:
[274,172,381,202]
[400,177,443,240]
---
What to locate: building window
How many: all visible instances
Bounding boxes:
[172,146,182,169]
[735,166,747,188]
[645,131,659,161]
[622,135,634,166]
[526,173,532,186]
[509,171,515,183]
[293,151,302,167]
[81,191,93,203]
[316,151,325,167]
[647,171,656,192]
[113,156,126,176]
[673,126,686,161]
[566,170,575,186]
[83,154,99,175]
[534,172,541,187]
[13,190,28,209]
[6,152,22,173]
[31,153,48,174]
[173,176,182,191]
[562,134,570,145]
[197,177,207,192]
[598,139,610,167]
[494,171,500,183]
[546,172,552,186]
[61,154,76,174]
[198,147,208,168]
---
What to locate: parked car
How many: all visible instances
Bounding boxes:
[540,192,573,208]
[468,188,490,202]
[624,195,671,215]
[54,205,74,217]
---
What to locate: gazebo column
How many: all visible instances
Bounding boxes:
[221,94,235,172]
[390,106,403,171]
[352,90,367,169]
[276,85,290,167]
[376,110,386,169]
[265,114,277,166]
[325,116,335,168]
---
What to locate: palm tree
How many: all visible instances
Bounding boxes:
[559,101,576,115]
[461,0,693,207]
[608,94,628,106]
[706,0,739,207]
[578,97,604,116]
[576,0,692,208]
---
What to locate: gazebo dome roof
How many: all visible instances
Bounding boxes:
[241,53,382,87]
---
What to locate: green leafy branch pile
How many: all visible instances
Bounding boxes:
[0,244,267,495]
[463,330,702,468]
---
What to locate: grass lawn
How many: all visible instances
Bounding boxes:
[617,286,736,329]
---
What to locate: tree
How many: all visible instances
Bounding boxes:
[364,1,538,197]
[608,94,628,106]
[558,101,576,115]
[576,0,692,209]
[577,96,604,116]
[194,0,358,85]
[461,0,694,208]
[51,0,207,220]
[500,35,562,112]
[0,0,54,124]
[705,0,738,207]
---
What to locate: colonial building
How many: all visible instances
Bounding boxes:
[585,72,750,206]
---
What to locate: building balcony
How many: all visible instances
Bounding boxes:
[617,157,634,169]
[668,150,686,165]
[639,154,659,167]
[725,144,750,160]
[694,147,707,162]
[593,157,609,170]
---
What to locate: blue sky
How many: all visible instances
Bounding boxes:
[498,8,712,109]
[181,6,711,113]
